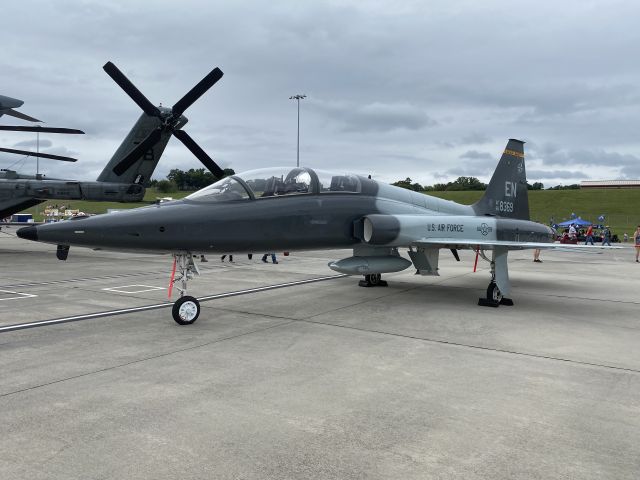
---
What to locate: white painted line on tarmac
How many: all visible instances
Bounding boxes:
[0,289,38,301]
[102,285,165,294]
[0,274,347,333]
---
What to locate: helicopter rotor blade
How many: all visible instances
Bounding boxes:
[103,61,162,117]
[173,129,224,178]
[112,129,163,176]
[103,62,226,177]
[172,67,223,118]
[0,147,78,162]
[2,109,42,123]
[0,125,84,134]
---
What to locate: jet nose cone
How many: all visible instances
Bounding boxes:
[17,226,38,241]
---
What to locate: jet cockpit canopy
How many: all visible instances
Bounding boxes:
[186,166,361,202]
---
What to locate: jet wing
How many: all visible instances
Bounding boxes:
[413,238,623,250]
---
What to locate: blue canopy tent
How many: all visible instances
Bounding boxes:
[557,217,592,227]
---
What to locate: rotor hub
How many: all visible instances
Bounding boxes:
[103,61,224,178]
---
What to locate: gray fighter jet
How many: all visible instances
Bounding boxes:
[20,134,613,325]
[1,62,224,220]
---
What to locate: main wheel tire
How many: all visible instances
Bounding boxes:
[486,282,502,302]
[366,273,382,286]
[172,296,201,325]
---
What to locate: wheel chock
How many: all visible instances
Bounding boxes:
[358,279,389,287]
[478,298,500,307]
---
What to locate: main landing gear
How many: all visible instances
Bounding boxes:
[358,273,388,287]
[477,253,513,308]
[171,253,201,325]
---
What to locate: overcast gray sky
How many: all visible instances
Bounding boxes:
[2,0,639,187]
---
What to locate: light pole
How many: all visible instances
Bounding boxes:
[289,94,306,167]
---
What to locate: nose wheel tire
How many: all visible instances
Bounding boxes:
[172,296,201,325]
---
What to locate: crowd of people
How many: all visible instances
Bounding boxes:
[215,253,280,264]
[559,224,612,245]
[536,223,640,263]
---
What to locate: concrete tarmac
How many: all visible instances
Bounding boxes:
[1,227,639,479]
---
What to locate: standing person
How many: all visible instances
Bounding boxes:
[602,226,612,246]
[261,253,278,264]
[568,224,577,241]
[533,249,542,263]
[634,225,640,262]
[584,224,594,245]
[221,254,233,262]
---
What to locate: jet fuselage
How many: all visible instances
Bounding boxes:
[16,169,553,254]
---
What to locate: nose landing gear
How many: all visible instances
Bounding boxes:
[170,253,201,325]
[172,295,201,325]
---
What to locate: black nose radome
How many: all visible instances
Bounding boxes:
[17,226,38,241]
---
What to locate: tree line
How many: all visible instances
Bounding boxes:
[150,169,569,194]
[391,176,548,192]
[150,168,235,193]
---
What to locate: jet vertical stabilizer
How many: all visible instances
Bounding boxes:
[472,139,529,220]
